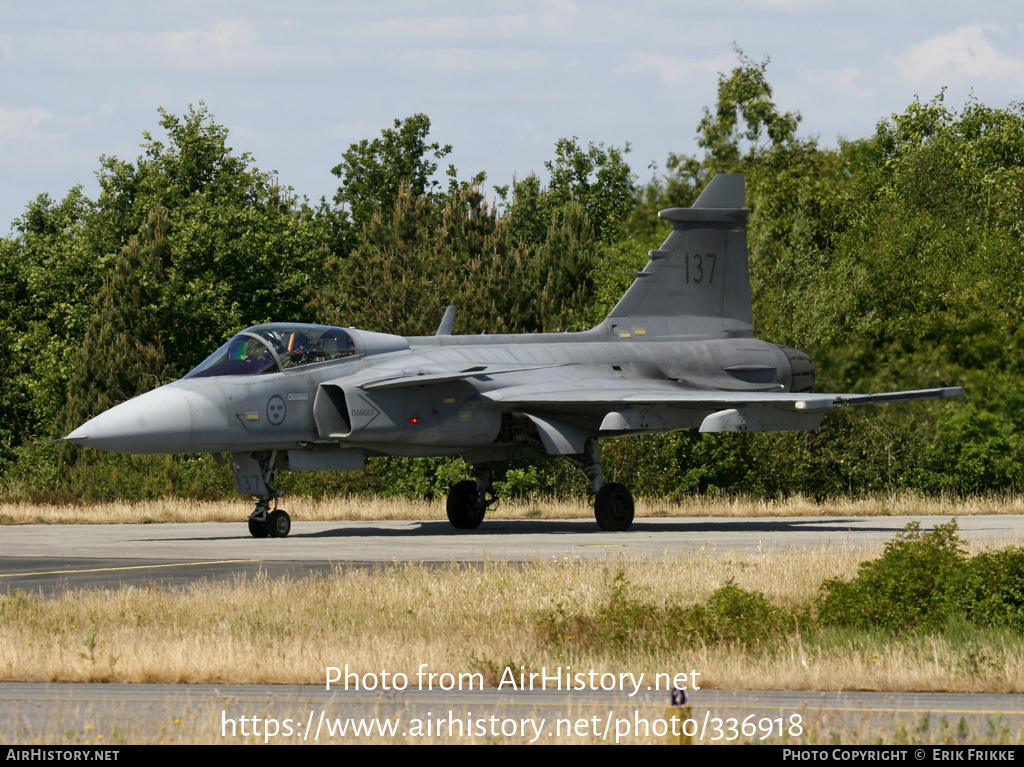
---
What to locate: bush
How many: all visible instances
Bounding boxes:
[960,547,1024,630]
[683,582,793,648]
[538,568,793,655]
[815,520,967,633]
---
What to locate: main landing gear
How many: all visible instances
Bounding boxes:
[444,438,634,532]
[565,437,634,532]
[593,483,634,532]
[446,465,497,529]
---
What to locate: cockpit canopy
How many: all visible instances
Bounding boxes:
[184,323,357,379]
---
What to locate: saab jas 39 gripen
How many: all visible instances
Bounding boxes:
[65,174,963,537]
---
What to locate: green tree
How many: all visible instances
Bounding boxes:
[629,47,802,238]
[53,205,189,501]
[1,106,332,499]
[81,105,332,371]
[62,204,174,432]
[315,182,598,336]
[742,96,1024,494]
[499,137,634,247]
[544,137,634,243]
[331,113,454,233]
[2,188,99,439]
[695,48,801,173]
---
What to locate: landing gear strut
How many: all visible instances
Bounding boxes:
[232,451,291,538]
[446,464,497,530]
[565,437,634,531]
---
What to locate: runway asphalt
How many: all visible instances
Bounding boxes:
[1,514,1021,594]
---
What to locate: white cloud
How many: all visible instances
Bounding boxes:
[800,65,874,100]
[896,23,1024,85]
[10,10,587,78]
[159,18,261,64]
[128,82,175,112]
[12,16,326,75]
[751,0,826,9]
[0,106,53,141]
[0,106,75,184]
[0,103,131,175]
[616,52,735,88]
[328,118,388,146]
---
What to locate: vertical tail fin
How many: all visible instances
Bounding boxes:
[602,173,753,340]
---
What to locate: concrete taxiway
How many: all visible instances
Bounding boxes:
[1,515,1021,594]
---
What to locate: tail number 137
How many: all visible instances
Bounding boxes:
[685,253,717,284]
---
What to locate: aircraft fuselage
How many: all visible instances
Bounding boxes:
[70,328,810,462]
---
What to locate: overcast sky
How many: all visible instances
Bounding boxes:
[2,1,1022,234]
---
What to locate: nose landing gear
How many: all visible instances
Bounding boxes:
[232,451,291,538]
[248,497,291,538]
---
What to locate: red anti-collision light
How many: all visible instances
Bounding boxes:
[407,417,419,424]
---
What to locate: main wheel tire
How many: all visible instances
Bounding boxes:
[594,483,634,531]
[248,516,269,538]
[446,480,486,530]
[267,509,291,538]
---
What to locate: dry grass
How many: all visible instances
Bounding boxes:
[3,494,1022,743]
[2,491,1023,525]
[2,544,1023,695]
[5,542,1024,744]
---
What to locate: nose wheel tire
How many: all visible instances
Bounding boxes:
[594,483,634,531]
[447,480,486,530]
[248,516,269,538]
[267,509,291,538]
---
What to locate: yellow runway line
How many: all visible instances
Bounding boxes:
[0,560,261,578]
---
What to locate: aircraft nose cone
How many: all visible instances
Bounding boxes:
[65,386,195,454]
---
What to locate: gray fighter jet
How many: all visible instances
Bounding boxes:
[65,174,962,536]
